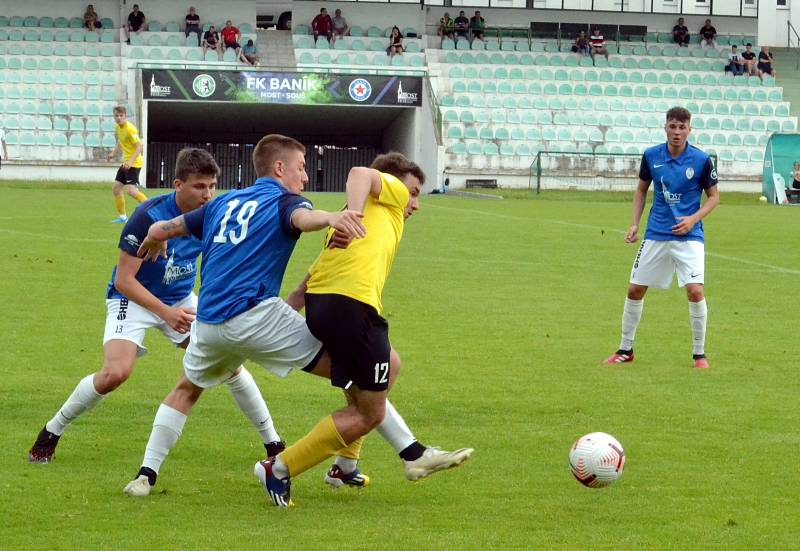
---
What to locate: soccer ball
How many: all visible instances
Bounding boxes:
[569,432,625,488]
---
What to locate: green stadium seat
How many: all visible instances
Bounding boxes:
[68,134,84,147]
[86,134,102,148]
[204,50,219,61]
[750,150,764,163]
[148,21,163,32]
[165,22,180,32]
[68,17,83,28]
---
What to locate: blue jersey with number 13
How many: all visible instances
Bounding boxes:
[183,178,313,324]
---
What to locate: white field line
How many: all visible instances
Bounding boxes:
[424,203,800,275]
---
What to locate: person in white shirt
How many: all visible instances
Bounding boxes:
[727,45,744,76]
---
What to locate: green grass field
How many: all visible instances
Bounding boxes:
[1,183,798,550]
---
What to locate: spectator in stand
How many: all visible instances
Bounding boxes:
[726,44,744,76]
[470,11,486,41]
[241,39,258,66]
[741,43,757,75]
[757,46,776,78]
[124,4,146,44]
[590,27,609,61]
[202,25,221,59]
[221,20,242,58]
[0,125,8,170]
[387,26,404,58]
[438,12,454,40]
[699,19,717,49]
[331,9,349,44]
[84,5,102,33]
[185,6,202,46]
[311,7,333,44]
[454,10,469,41]
[791,162,800,191]
[571,30,590,56]
[672,17,689,47]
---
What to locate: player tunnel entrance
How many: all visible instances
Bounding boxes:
[144,100,410,191]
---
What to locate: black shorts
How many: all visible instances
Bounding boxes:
[305,293,390,392]
[225,41,240,49]
[115,166,141,186]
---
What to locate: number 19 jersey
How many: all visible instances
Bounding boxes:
[184,178,313,324]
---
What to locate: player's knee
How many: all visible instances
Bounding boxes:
[627,285,647,300]
[95,364,132,393]
[686,287,705,302]
[359,401,386,432]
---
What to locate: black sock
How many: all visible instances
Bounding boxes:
[138,466,157,486]
[617,348,633,355]
[399,441,426,462]
[264,440,285,458]
[693,354,706,360]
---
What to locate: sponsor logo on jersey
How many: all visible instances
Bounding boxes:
[685,167,694,180]
[193,74,216,98]
[149,74,172,97]
[348,78,371,102]
[396,81,418,104]
[162,249,196,285]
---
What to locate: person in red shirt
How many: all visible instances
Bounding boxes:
[220,20,242,58]
[590,27,609,60]
[311,7,333,44]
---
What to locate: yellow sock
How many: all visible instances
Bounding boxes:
[114,195,126,216]
[133,191,147,202]
[337,436,365,460]
[280,415,347,478]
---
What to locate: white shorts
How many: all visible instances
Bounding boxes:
[183,297,323,389]
[630,239,705,289]
[103,293,197,357]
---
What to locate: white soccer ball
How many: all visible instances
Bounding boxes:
[569,432,625,488]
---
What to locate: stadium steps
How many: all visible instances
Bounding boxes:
[259,29,296,69]
[772,48,800,120]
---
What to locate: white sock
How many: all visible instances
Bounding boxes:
[142,404,187,474]
[376,400,416,453]
[272,455,289,479]
[225,367,280,445]
[334,456,359,473]
[619,298,644,351]
[45,374,104,435]
[689,299,707,356]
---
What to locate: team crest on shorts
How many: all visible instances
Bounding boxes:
[685,167,694,180]
[349,79,372,102]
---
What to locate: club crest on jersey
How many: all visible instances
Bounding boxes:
[162,249,195,285]
[349,79,372,102]
[685,167,694,180]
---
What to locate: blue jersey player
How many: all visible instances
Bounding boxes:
[29,149,283,467]
[604,107,719,369]
[124,137,472,500]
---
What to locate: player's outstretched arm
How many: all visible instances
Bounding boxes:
[346,167,383,213]
[291,208,366,238]
[137,215,190,261]
[625,179,650,243]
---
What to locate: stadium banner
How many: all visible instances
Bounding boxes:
[142,69,422,107]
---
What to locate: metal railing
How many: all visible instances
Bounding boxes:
[788,21,800,70]
[424,75,443,146]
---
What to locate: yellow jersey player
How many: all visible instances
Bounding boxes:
[256,153,473,507]
[107,105,148,223]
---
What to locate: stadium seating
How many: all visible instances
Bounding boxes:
[428,42,795,173]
